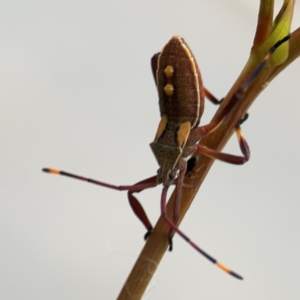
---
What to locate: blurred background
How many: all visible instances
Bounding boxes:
[1,0,300,299]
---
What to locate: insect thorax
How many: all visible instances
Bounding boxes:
[150,140,181,186]
[150,118,190,186]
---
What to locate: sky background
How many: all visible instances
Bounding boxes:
[1,1,300,299]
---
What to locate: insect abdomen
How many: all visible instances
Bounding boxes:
[156,36,204,128]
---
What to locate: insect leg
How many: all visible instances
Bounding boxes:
[167,163,187,251]
[127,176,158,239]
[204,88,223,105]
[196,116,250,164]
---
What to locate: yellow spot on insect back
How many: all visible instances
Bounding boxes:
[164,65,174,78]
[164,84,174,96]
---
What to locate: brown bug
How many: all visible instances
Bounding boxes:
[43,34,290,280]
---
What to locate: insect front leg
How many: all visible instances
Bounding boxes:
[167,162,187,251]
[127,176,158,239]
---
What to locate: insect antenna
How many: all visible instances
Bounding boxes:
[161,186,243,280]
[42,168,157,191]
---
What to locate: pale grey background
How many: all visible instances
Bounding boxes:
[1,1,300,299]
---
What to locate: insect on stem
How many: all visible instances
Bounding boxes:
[42,34,290,280]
